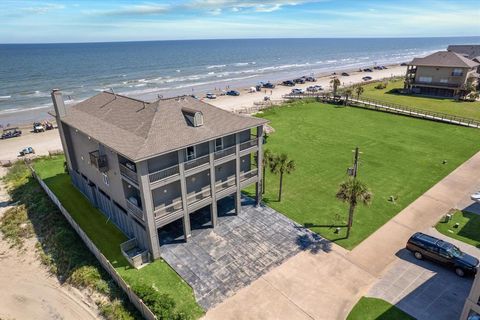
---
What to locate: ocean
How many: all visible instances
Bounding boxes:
[0,36,479,125]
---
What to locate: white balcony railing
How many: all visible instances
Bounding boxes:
[214,145,236,160]
[126,198,144,220]
[184,154,210,171]
[215,176,236,192]
[149,164,180,183]
[240,138,258,151]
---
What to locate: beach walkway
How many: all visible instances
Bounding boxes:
[204,150,480,320]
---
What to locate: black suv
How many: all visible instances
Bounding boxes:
[406,232,479,277]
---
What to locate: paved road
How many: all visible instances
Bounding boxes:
[204,150,480,320]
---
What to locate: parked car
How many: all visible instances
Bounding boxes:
[293,78,305,84]
[406,232,479,277]
[291,88,304,94]
[306,86,318,92]
[19,147,35,156]
[363,68,373,72]
[1,128,22,139]
[304,76,317,82]
[341,72,350,76]
[362,76,372,81]
[282,80,295,86]
[44,121,54,130]
[400,62,408,66]
[205,93,217,99]
[226,90,240,96]
[33,122,45,133]
[262,82,275,89]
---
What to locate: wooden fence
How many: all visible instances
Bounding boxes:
[29,165,157,320]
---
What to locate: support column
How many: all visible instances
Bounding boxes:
[255,125,264,207]
[178,150,191,240]
[235,133,242,215]
[208,141,218,227]
[137,161,161,260]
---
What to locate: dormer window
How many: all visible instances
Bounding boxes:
[182,108,204,127]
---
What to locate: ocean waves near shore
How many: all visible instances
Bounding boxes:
[0,36,479,121]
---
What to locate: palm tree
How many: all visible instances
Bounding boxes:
[354,85,364,99]
[344,88,353,105]
[330,77,341,96]
[270,153,296,202]
[336,178,372,238]
[262,149,273,194]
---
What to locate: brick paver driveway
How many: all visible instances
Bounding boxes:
[160,197,328,310]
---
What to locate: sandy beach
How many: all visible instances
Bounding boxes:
[0,65,406,163]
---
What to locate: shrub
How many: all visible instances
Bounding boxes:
[133,283,187,320]
[374,82,387,89]
[69,265,110,294]
[99,299,136,320]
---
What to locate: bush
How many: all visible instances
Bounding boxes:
[133,283,188,320]
[374,82,388,89]
[69,265,110,294]
[99,299,136,320]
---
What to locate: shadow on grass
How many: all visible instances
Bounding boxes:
[384,88,457,102]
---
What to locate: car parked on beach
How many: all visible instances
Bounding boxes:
[341,72,350,76]
[306,86,321,92]
[293,78,305,84]
[262,82,275,89]
[363,68,373,72]
[406,232,479,277]
[1,127,22,139]
[304,76,316,82]
[19,147,35,157]
[33,122,45,133]
[226,90,240,96]
[362,76,372,81]
[282,80,295,86]
[400,62,408,66]
[205,93,217,99]
[291,88,304,94]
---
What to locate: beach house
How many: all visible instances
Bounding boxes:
[51,90,267,265]
[404,50,479,98]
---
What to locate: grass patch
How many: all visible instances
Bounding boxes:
[347,297,415,320]
[435,210,480,247]
[1,159,137,319]
[33,156,204,319]
[248,101,480,249]
[359,79,480,120]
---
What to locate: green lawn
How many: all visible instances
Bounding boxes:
[435,210,480,248]
[359,79,480,120]
[34,156,204,319]
[347,297,415,320]
[249,101,480,249]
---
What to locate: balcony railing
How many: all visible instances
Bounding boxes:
[184,154,210,171]
[154,199,183,217]
[240,138,258,151]
[240,169,258,181]
[119,163,138,183]
[214,145,236,160]
[126,198,144,220]
[215,176,236,192]
[186,188,211,205]
[149,164,180,183]
[89,150,108,172]
[413,81,461,88]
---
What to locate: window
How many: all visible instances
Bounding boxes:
[452,68,463,76]
[215,138,223,151]
[440,78,448,83]
[418,76,432,83]
[186,146,196,161]
[102,173,109,186]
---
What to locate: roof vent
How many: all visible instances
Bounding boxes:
[182,108,204,127]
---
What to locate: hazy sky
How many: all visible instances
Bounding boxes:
[1,0,479,43]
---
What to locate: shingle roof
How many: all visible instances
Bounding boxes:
[60,92,267,161]
[447,45,480,60]
[408,51,479,68]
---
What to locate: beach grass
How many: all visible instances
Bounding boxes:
[347,297,414,320]
[34,156,204,319]
[359,79,480,120]
[435,210,480,248]
[246,101,480,249]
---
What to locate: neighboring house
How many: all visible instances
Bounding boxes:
[460,269,480,320]
[404,51,479,98]
[51,90,267,264]
[448,44,480,75]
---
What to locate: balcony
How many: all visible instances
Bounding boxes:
[126,198,144,221]
[89,150,108,172]
[119,163,138,184]
[154,199,184,227]
[149,164,180,184]
[240,169,258,182]
[186,188,211,206]
[184,154,210,171]
[412,81,461,88]
[215,176,236,192]
[214,145,236,160]
[240,137,258,152]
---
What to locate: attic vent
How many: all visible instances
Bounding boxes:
[182,108,204,127]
